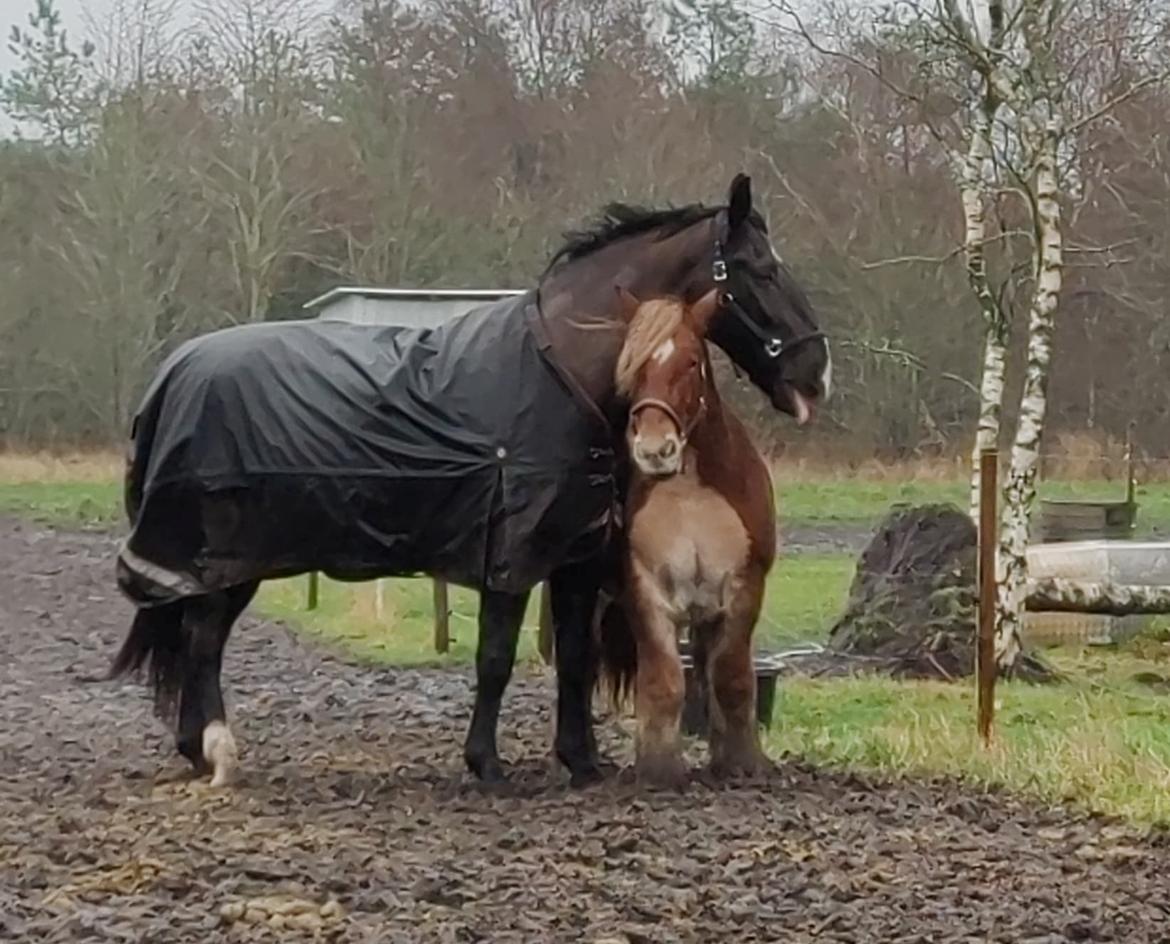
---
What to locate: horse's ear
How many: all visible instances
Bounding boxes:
[614,284,641,321]
[690,288,721,332]
[727,173,752,231]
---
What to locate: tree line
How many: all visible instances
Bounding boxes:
[1,0,1166,462]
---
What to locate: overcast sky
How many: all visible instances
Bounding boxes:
[1,0,336,78]
[3,0,123,74]
[1,0,832,136]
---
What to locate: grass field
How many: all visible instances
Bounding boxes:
[4,451,1169,536]
[5,453,1170,825]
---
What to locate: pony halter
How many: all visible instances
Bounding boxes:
[628,360,709,448]
[628,394,707,448]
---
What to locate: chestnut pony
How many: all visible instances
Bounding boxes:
[599,288,777,788]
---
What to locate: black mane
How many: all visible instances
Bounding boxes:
[545,201,720,272]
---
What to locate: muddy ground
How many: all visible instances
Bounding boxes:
[3,520,1170,942]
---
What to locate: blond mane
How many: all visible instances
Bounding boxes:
[614,298,686,396]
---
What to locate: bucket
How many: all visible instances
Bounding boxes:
[679,647,781,737]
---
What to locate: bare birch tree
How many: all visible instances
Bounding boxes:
[189,0,322,322]
[775,0,1170,670]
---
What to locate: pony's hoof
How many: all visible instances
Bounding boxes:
[709,749,774,782]
[636,754,689,792]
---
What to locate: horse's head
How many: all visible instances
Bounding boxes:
[615,287,719,477]
[702,173,830,427]
[539,173,830,424]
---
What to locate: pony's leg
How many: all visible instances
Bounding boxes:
[549,557,604,788]
[629,572,687,789]
[464,589,529,782]
[175,582,258,787]
[706,573,771,779]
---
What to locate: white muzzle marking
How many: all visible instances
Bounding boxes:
[633,434,683,477]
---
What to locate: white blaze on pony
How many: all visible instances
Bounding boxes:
[601,287,778,789]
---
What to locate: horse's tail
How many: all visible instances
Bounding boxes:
[108,602,186,724]
[594,591,637,709]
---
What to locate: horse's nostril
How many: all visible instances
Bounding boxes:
[660,439,679,459]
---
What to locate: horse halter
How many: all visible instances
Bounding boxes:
[712,222,825,360]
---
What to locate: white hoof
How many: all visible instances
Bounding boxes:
[202,721,238,788]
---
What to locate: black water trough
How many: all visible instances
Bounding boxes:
[678,645,783,737]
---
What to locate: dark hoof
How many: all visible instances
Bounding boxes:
[636,753,689,792]
[709,749,774,782]
[465,752,508,783]
[568,762,604,789]
[177,736,210,775]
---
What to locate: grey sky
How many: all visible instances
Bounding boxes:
[2,0,115,73]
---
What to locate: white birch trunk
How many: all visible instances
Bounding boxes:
[960,101,1009,522]
[1027,579,1170,616]
[995,115,1063,672]
[969,325,1008,520]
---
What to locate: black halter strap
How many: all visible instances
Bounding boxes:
[711,217,825,361]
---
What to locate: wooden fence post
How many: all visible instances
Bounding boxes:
[537,582,554,665]
[977,448,998,746]
[1125,420,1136,510]
[433,579,450,654]
[374,578,385,620]
[306,572,319,611]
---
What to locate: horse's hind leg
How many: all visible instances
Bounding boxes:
[706,571,770,779]
[176,582,258,787]
[464,589,529,782]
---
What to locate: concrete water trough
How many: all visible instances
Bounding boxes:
[678,644,783,736]
[1025,539,1170,646]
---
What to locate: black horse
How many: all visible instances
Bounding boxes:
[110,173,831,789]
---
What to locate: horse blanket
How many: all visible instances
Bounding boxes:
[117,291,618,605]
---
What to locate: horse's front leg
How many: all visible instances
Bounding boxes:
[549,557,605,788]
[463,588,529,782]
[629,564,688,790]
[706,570,771,779]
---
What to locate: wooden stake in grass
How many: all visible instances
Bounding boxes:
[306,572,319,611]
[433,579,450,653]
[977,448,998,745]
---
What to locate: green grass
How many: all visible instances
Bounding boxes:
[760,554,855,646]
[3,473,1169,537]
[256,574,544,666]
[767,648,1170,825]
[781,478,1170,536]
[0,480,122,528]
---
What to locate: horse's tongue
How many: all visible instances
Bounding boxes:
[792,390,812,426]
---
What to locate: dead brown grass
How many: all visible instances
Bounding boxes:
[0,451,122,484]
[771,430,1168,483]
[1,438,1163,486]
[767,453,969,482]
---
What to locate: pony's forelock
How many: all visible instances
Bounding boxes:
[615,298,686,396]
